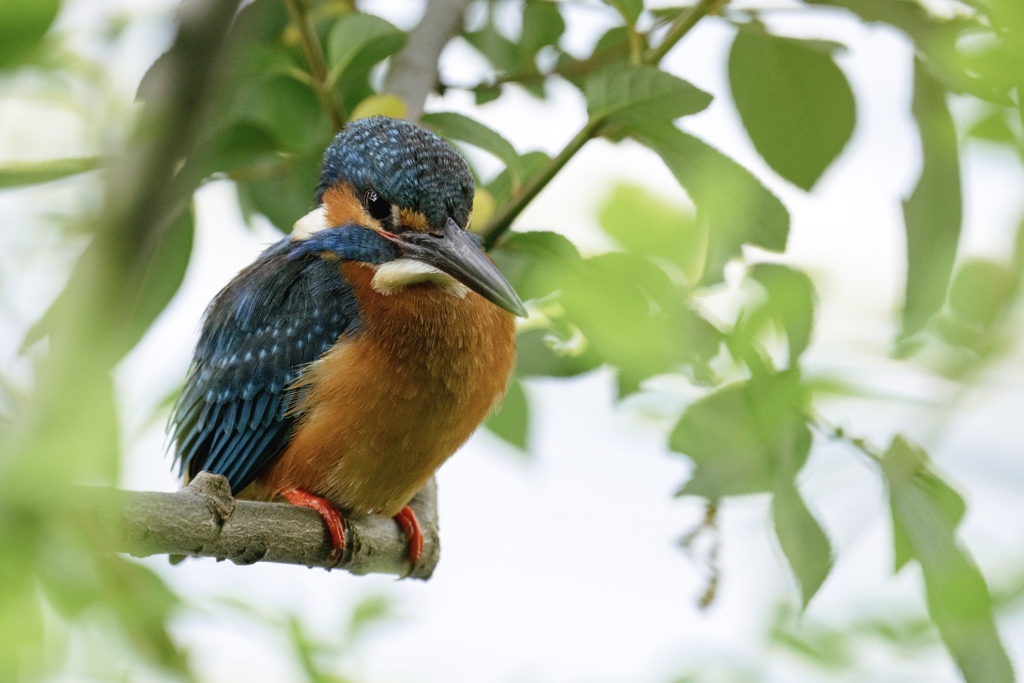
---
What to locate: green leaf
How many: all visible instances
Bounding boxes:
[559,253,690,394]
[123,205,196,347]
[0,0,60,68]
[597,183,704,281]
[605,0,644,24]
[348,594,395,638]
[0,157,104,189]
[230,74,330,154]
[464,22,519,74]
[670,371,810,498]
[901,59,962,338]
[325,13,405,87]
[207,122,280,175]
[728,28,856,190]
[967,108,1016,144]
[589,25,632,64]
[237,151,322,232]
[883,436,965,572]
[773,483,834,607]
[769,605,854,669]
[487,150,550,205]
[474,84,502,106]
[631,123,789,283]
[520,1,566,69]
[232,0,291,43]
[24,205,195,359]
[489,230,580,301]
[747,264,816,366]
[586,64,712,127]
[421,112,527,183]
[514,328,603,379]
[485,378,529,450]
[804,0,982,99]
[881,437,1012,683]
[948,258,1014,329]
[103,557,184,671]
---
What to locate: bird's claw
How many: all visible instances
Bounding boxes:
[282,488,346,568]
[393,505,423,579]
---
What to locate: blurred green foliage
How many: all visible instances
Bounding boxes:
[213,593,398,683]
[2,0,1023,681]
[728,27,855,191]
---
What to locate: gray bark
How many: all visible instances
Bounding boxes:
[384,0,474,121]
[109,472,440,580]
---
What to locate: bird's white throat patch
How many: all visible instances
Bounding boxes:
[292,206,328,239]
[372,259,470,298]
[292,209,469,298]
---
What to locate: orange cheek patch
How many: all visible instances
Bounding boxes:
[398,207,429,232]
[322,183,370,228]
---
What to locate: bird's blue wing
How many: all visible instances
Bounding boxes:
[170,237,363,493]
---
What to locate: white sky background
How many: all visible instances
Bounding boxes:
[1,0,1023,681]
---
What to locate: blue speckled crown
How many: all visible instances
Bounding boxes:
[315,116,475,230]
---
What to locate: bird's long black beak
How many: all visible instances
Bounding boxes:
[394,217,528,317]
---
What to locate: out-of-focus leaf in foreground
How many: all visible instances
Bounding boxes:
[901,60,961,341]
[598,183,705,283]
[632,123,789,283]
[733,264,816,368]
[773,480,833,607]
[23,204,196,359]
[670,371,810,498]
[0,157,104,189]
[485,378,529,452]
[881,437,1013,683]
[0,0,60,68]
[671,371,831,604]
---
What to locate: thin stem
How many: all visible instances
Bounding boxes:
[811,412,885,465]
[283,0,346,131]
[482,118,602,248]
[628,24,643,65]
[480,0,729,246]
[644,0,728,65]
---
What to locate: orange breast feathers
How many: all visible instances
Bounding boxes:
[260,261,517,518]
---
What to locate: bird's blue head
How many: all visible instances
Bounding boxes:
[307,116,525,317]
[315,116,475,232]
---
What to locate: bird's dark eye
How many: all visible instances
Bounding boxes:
[365,190,392,222]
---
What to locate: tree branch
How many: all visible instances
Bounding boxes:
[479,0,730,246]
[283,0,346,131]
[110,472,440,580]
[384,0,474,122]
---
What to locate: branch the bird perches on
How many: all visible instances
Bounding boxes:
[112,473,440,580]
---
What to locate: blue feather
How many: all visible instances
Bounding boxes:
[170,234,368,493]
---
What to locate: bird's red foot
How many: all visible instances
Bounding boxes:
[393,505,423,575]
[282,489,346,567]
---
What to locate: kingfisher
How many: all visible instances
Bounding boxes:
[171,116,525,571]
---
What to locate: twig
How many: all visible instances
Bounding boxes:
[678,498,721,610]
[479,0,729,246]
[482,118,603,248]
[811,412,885,464]
[643,0,728,64]
[384,0,474,122]
[283,0,346,131]
[109,473,441,579]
